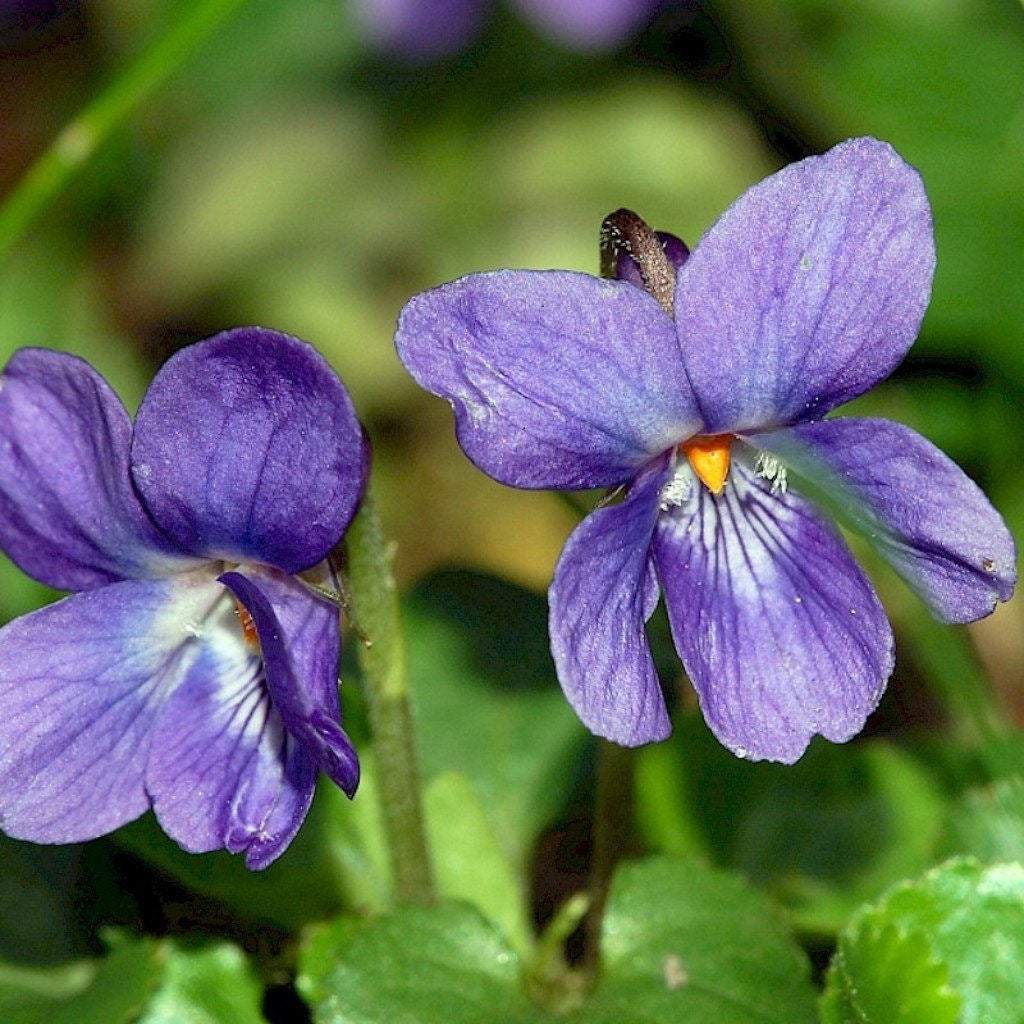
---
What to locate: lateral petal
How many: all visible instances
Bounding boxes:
[548,459,671,745]
[0,349,195,590]
[756,418,1017,623]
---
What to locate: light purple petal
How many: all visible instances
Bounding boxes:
[549,458,671,745]
[675,138,935,433]
[654,454,893,763]
[0,349,196,591]
[396,271,700,489]
[219,569,358,797]
[0,574,221,843]
[513,0,658,50]
[131,328,368,574]
[354,0,484,59]
[756,418,1017,624]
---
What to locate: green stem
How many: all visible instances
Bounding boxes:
[582,740,634,976]
[0,0,250,260]
[344,486,436,906]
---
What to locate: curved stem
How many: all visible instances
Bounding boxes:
[343,486,436,906]
[582,740,634,976]
[599,208,675,314]
[0,0,250,261]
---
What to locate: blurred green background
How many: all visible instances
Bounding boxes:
[1,1,1023,1020]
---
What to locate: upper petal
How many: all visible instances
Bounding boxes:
[0,575,220,843]
[654,456,893,763]
[0,349,195,591]
[756,418,1017,624]
[548,459,671,745]
[395,271,701,490]
[130,328,369,573]
[675,138,935,433]
[219,568,358,796]
[512,0,658,49]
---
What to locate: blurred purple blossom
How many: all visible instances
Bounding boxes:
[354,0,664,59]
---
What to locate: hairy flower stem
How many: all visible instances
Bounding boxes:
[343,486,436,906]
[0,0,250,261]
[582,740,634,975]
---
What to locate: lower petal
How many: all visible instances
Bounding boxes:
[654,457,893,763]
[145,582,321,869]
[756,418,1017,623]
[548,459,670,746]
[0,577,217,843]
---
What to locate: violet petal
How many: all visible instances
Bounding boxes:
[756,418,1017,623]
[0,349,196,591]
[130,328,368,574]
[219,569,358,797]
[395,271,700,489]
[655,456,893,763]
[675,137,935,433]
[548,458,671,745]
[0,576,218,843]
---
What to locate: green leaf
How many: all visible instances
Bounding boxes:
[0,937,267,1024]
[425,772,531,952]
[301,856,817,1023]
[406,571,583,869]
[591,858,818,1023]
[946,776,1024,864]
[0,935,163,1024]
[138,942,265,1024]
[822,859,1024,1024]
[821,909,960,1024]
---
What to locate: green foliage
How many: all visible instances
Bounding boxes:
[635,717,947,934]
[406,571,583,870]
[0,936,265,1024]
[137,942,266,1024]
[299,856,818,1023]
[822,859,1024,1024]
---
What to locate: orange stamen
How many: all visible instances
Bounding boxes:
[681,434,733,495]
[234,598,260,649]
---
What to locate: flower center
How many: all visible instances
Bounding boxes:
[233,598,260,650]
[680,434,733,495]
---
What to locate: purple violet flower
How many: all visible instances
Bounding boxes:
[395,137,1017,763]
[0,328,368,868]
[355,0,662,60]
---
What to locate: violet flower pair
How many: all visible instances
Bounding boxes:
[0,136,1014,871]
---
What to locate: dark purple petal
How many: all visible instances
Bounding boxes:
[0,349,196,591]
[131,328,368,574]
[354,0,484,59]
[654,455,893,763]
[512,0,659,49]
[615,231,690,291]
[219,569,358,797]
[756,418,1017,624]
[396,271,700,489]
[548,459,670,745]
[675,138,935,433]
[0,575,220,843]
